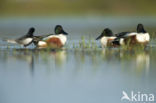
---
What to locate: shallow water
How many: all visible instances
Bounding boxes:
[0,17,156,103]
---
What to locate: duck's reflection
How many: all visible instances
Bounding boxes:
[118,50,150,75]
[135,52,150,74]
[2,49,35,73]
[0,49,67,75]
[0,48,150,76]
[49,50,67,68]
[77,48,151,76]
[34,49,67,70]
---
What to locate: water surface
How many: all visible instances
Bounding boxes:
[0,17,156,103]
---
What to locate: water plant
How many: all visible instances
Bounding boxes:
[77,36,99,50]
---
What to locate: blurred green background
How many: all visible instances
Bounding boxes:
[0,0,156,17]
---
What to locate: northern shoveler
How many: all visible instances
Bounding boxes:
[113,24,150,46]
[33,25,68,48]
[4,27,35,47]
[96,28,117,48]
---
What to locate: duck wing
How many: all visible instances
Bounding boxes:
[115,32,130,38]
[33,34,52,45]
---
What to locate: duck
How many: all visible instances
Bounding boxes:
[113,24,150,46]
[4,27,35,47]
[96,28,117,48]
[33,25,68,48]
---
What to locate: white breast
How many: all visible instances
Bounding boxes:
[58,34,67,45]
[100,36,116,48]
[136,33,150,42]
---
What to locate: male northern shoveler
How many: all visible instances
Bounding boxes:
[33,25,68,48]
[4,27,35,47]
[113,24,150,46]
[96,28,117,48]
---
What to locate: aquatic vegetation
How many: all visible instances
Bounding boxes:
[76,36,99,50]
[121,41,147,52]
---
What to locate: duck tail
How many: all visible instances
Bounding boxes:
[3,39,17,44]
